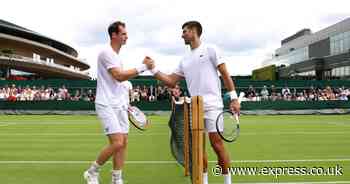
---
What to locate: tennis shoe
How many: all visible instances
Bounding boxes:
[84,170,99,184]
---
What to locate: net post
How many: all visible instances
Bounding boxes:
[191,96,204,184]
[183,101,190,176]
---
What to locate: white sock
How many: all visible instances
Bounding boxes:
[203,172,208,184]
[88,161,101,173]
[112,170,122,181]
[223,173,231,184]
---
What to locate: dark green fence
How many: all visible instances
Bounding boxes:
[237,101,350,110]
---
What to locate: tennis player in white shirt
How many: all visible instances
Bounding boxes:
[147,21,240,184]
[83,21,153,184]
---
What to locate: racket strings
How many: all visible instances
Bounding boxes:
[128,106,149,130]
[218,111,240,142]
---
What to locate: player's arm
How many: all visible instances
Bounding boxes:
[153,72,183,88]
[103,53,149,82]
[108,67,145,82]
[143,56,183,88]
[217,63,240,113]
[218,63,235,92]
[108,56,150,82]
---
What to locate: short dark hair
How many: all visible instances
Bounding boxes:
[108,21,126,39]
[182,21,202,37]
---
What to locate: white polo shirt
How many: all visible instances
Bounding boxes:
[174,43,225,111]
[121,80,133,104]
[95,45,129,108]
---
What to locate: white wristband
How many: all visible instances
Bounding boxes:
[228,90,238,100]
[150,67,159,75]
[136,64,147,74]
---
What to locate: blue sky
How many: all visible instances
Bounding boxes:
[1,0,350,78]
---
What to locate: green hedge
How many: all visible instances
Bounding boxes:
[237,100,350,110]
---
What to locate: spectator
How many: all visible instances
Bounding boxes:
[131,86,140,102]
[246,85,256,101]
[270,85,276,95]
[82,94,90,101]
[42,88,51,101]
[148,85,155,102]
[48,87,56,100]
[339,92,348,101]
[0,88,5,101]
[260,85,269,101]
[72,89,81,101]
[140,85,148,101]
[57,85,69,100]
[16,85,23,101]
[291,88,297,100]
[296,92,306,101]
[156,86,165,100]
[281,85,291,97]
[171,84,184,102]
[87,89,96,102]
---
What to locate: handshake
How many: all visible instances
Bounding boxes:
[141,56,158,75]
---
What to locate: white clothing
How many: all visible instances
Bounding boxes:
[95,45,130,134]
[204,109,223,133]
[95,45,129,108]
[95,104,129,134]
[121,81,133,104]
[174,43,226,111]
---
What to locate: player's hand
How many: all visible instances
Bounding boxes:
[143,56,155,70]
[230,99,240,114]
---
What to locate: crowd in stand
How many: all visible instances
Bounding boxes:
[243,85,350,101]
[129,85,174,102]
[0,84,95,102]
[0,83,349,102]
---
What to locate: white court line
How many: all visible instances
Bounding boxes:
[241,131,350,135]
[0,122,90,125]
[0,158,349,164]
[0,131,349,136]
[231,182,350,184]
[0,133,169,136]
[0,121,168,125]
[0,123,13,127]
[328,122,350,126]
[0,122,18,126]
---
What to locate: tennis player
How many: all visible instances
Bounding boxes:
[83,21,153,184]
[146,21,240,184]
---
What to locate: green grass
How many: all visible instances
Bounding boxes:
[0,115,349,184]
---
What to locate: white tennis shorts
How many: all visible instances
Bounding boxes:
[95,104,129,135]
[204,109,223,133]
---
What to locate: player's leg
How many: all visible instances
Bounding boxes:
[208,133,231,184]
[111,109,130,184]
[203,149,209,184]
[84,133,125,184]
[111,134,128,169]
[111,134,127,184]
[84,104,122,184]
[208,133,230,171]
[206,110,232,184]
[95,105,125,165]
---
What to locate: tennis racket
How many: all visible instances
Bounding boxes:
[216,92,244,142]
[127,106,150,131]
